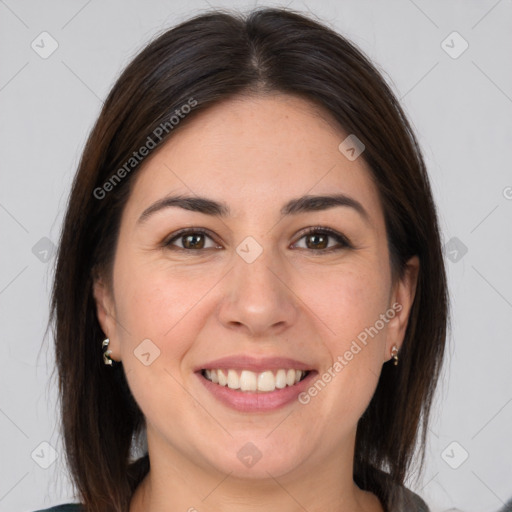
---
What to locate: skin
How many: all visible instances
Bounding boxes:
[93,93,419,512]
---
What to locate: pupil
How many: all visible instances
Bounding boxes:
[185,234,203,249]
[308,234,327,249]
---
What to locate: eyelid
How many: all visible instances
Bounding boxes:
[291,226,353,251]
[163,227,221,250]
[163,226,353,252]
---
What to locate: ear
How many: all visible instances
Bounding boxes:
[386,255,420,362]
[92,271,121,362]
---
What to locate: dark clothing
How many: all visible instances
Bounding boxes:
[33,484,430,512]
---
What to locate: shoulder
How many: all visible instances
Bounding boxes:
[381,481,430,512]
[499,497,512,512]
[32,504,84,512]
[368,467,430,512]
[396,486,430,512]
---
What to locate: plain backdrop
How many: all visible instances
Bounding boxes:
[0,1,511,511]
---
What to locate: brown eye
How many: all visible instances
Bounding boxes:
[164,229,219,250]
[304,232,329,250]
[293,227,352,253]
[181,233,205,249]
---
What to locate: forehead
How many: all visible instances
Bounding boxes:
[123,93,384,226]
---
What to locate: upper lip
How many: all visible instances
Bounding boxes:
[195,356,314,373]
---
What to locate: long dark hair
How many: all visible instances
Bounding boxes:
[48,7,449,511]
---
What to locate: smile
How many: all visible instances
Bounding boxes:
[202,368,309,392]
[196,355,316,412]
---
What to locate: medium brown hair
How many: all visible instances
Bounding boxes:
[48,7,448,511]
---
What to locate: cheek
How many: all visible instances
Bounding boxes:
[295,265,390,420]
[298,263,391,347]
[112,266,204,428]
[113,253,210,339]
[111,255,237,424]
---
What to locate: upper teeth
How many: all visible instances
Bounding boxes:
[203,369,306,392]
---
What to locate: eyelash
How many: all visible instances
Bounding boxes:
[163,226,353,254]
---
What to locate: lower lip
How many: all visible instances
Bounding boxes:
[197,371,316,412]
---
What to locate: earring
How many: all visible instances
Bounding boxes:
[102,338,115,366]
[391,345,399,366]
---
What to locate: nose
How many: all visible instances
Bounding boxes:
[217,246,299,338]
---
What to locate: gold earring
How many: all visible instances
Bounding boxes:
[102,338,115,366]
[391,345,399,366]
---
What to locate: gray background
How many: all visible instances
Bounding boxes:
[1,0,511,511]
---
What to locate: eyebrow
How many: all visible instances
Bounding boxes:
[137,193,371,225]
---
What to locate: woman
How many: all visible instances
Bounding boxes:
[37,7,448,512]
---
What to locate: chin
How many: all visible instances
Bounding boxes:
[197,434,311,480]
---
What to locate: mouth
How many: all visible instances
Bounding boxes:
[201,368,310,393]
[195,356,316,412]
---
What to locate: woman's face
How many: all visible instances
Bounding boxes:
[94,93,418,483]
